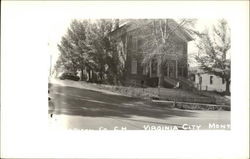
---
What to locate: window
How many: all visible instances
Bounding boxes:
[138,39,143,47]
[151,58,158,75]
[128,35,133,51]
[210,76,213,85]
[142,65,147,75]
[222,78,225,84]
[177,43,183,52]
[131,59,137,74]
[199,76,202,84]
[137,39,143,52]
[132,37,137,51]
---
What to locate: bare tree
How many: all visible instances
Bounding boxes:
[133,19,196,93]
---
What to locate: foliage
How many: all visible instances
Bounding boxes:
[133,19,197,88]
[55,19,197,87]
[56,19,89,76]
[195,19,231,94]
[59,72,80,81]
[55,19,124,84]
[136,19,196,63]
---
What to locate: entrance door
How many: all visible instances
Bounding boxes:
[169,62,175,78]
[163,60,175,78]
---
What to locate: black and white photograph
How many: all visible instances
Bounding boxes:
[1,1,249,158]
[48,18,231,130]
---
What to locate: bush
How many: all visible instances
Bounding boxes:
[59,73,80,81]
[81,74,88,81]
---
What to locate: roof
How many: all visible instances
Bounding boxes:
[109,19,193,42]
[109,22,129,38]
[167,19,193,41]
[189,65,231,75]
[189,66,203,73]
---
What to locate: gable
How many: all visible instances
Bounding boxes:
[167,19,193,42]
[110,19,193,43]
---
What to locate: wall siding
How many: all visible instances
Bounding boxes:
[194,74,227,92]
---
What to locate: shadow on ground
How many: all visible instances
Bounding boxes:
[49,84,198,119]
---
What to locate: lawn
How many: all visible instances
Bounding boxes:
[49,78,230,105]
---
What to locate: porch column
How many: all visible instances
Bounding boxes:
[157,57,161,77]
[175,60,178,78]
[149,60,152,78]
[167,62,170,77]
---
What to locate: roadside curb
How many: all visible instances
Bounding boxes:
[151,99,230,111]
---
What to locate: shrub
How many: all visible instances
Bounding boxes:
[59,73,80,81]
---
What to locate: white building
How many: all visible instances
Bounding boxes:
[189,67,229,92]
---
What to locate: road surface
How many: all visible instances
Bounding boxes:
[48,83,230,130]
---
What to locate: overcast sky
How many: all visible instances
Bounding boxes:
[1,1,236,76]
[48,18,220,69]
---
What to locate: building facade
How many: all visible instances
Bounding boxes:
[189,67,230,92]
[110,19,193,87]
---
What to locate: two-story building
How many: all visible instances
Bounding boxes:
[110,19,193,88]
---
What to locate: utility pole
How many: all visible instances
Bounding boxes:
[48,42,53,78]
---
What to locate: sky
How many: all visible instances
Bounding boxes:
[48,18,220,70]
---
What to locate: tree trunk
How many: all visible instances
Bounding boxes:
[99,71,104,83]
[158,71,164,87]
[158,56,163,96]
[158,58,163,88]
[87,69,91,82]
[80,68,84,81]
[225,78,230,95]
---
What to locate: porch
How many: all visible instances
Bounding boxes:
[144,57,188,88]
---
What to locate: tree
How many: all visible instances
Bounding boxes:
[195,19,231,94]
[55,19,124,84]
[86,19,120,83]
[56,36,79,74]
[56,19,90,80]
[134,19,196,92]
[105,38,125,85]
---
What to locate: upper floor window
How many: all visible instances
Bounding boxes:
[128,35,137,51]
[142,65,147,75]
[137,39,144,51]
[176,43,183,51]
[132,37,137,51]
[131,59,137,74]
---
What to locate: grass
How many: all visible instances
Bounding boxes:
[50,78,230,106]
[90,83,230,105]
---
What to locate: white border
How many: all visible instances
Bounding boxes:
[1,1,249,158]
